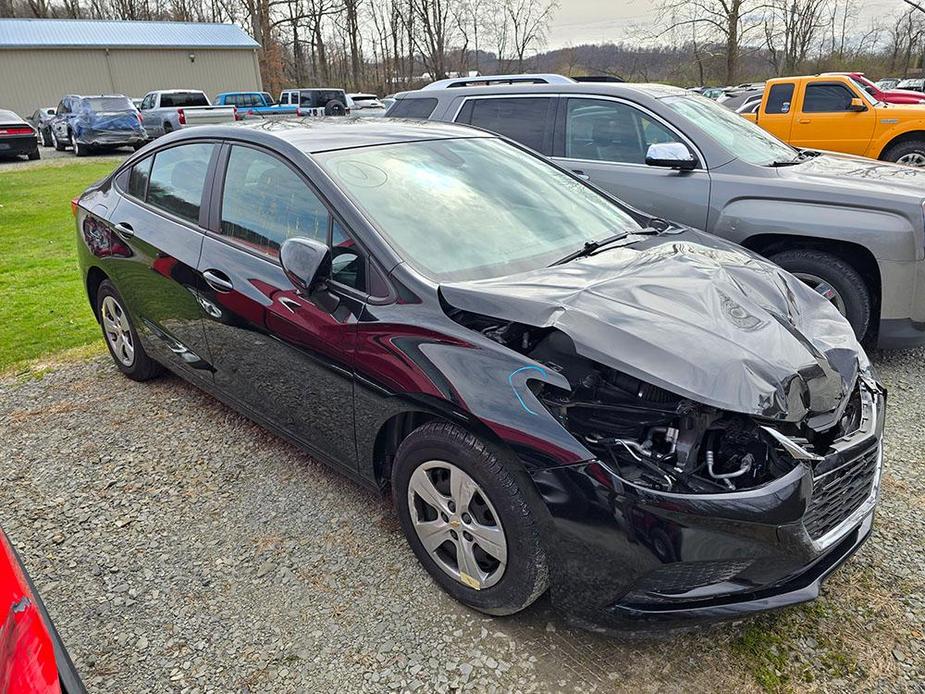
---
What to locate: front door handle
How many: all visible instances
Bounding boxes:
[202,269,234,292]
[572,169,591,180]
[798,118,811,124]
[113,222,134,239]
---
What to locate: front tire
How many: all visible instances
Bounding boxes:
[40,128,52,147]
[882,139,925,167]
[52,130,66,151]
[96,281,162,381]
[770,249,872,340]
[392,422,548,616]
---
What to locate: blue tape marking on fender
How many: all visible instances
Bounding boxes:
[508,365,547,415]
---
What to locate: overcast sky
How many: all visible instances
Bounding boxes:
[544,0,904,50]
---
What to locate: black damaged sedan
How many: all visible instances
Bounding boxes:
[74,119,884,629]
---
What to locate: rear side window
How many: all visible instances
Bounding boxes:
[387,98,438,119]
[765,84,794,114]
[128,157,152,199]
[146,143,214,224]
[160,92,209,108]
[460,97,553,153]
[219,145,330,258]
[803,83,856,112]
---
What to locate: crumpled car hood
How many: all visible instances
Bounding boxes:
[440,230,865,423]
[779,152,925,198]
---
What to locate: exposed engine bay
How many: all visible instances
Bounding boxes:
[450,309,864,493]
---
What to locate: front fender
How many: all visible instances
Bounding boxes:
[872,121,925,158]
[714,197,918,262]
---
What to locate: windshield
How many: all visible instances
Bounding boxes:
[315,137,640,282]
[83,97,134,112]
[897,79,924,90]
[660,94,797,166]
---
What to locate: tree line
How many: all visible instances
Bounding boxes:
[2,0,925,95]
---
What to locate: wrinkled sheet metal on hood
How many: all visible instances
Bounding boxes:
[440,230,865,422]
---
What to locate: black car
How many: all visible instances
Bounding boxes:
[28,106,56,148]
[74,119,884,629]
[0,109,39,160]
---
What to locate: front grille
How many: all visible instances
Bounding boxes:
[804,444,879,540]
[624,559,753,602]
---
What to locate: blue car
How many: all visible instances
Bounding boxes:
[214,91,299,118]
[50,95,147,156]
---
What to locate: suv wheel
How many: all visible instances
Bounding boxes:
[71,131,88,157]
[769,249,871,339]
[52,130,66,151]
[96,281,163,381]
[392,422,548,615]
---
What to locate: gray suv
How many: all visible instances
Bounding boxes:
[389,75,925,348]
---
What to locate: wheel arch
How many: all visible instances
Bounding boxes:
[740,233,882,309]
[371,402,518,493]
[878,129,925,159]
[85,266,109,321]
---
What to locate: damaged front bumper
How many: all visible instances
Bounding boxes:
[529,381,885,629]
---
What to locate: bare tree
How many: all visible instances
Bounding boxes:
[501,0,556,71]
[657,0,767,84]
[764,0,829,75]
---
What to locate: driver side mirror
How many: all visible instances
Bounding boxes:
[849,98,867,112]
[645,142,697,170]
[280,237,331,296]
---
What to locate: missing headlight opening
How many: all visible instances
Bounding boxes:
[449,308,866,494]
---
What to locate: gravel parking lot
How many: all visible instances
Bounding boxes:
[0,346,922,692]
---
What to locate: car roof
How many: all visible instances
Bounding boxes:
[397,82,689,100]
[169,117,492,153]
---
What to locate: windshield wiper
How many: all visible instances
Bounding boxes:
[771,149,819,167]
[552,232,630,265]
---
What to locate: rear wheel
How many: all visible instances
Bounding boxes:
[882,139,925,167]
[40,128,52,147]
[71,131,88,157]
[392,422,548,615]
[324,99,347,116]
[52,130,66,151]
[27,148,39,161]
[96,281,162,381]
[770,249,871,339]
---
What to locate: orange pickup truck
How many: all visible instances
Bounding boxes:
[745,74,925,166]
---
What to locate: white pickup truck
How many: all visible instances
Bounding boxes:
[138,90,237,138]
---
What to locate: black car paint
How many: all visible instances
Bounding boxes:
[75,120,882,629]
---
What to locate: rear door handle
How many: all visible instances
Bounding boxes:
[113,222,134,239]
[798,118,811,124]
[572,169,591,180]
[202,269,234,292]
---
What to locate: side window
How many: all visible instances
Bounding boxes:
[387,97,438,119]
[803,83,856,113]
[280,93,290,105]
[463,97,552,153]
[330,220,365,291]
[128,156,152,199]
[565,98,682,164]
[146,143,214,224]
[56,100,66,115]
[765,84,794,114]
[220,145,329,258]
[140,94,153,110]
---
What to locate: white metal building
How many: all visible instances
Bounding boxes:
[0,19,262,117]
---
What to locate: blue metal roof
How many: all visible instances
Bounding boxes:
[0,19,259,49]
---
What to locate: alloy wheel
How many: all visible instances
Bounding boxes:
[407,460,508,590]
[101,295,135,366]
[793,272,847,316]
[896,152,925,167]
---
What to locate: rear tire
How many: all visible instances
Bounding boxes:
[40,128,52,147]
[71,131,88,157]
[96,280,163,381]
[881,139,925,167]
[27,148,39,161]
[769,249,872,340]
[52,130,66,151]
[392,421,548,616]
[324,99,347,116]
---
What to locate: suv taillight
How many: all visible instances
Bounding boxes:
[177,109,186,126]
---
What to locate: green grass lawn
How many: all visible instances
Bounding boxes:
[0,160,121,371]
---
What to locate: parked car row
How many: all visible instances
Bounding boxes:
[386,72,925,349]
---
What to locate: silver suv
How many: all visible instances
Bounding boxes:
[389,74,925,349]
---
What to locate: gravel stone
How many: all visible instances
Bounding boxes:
[0,348,922,691]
